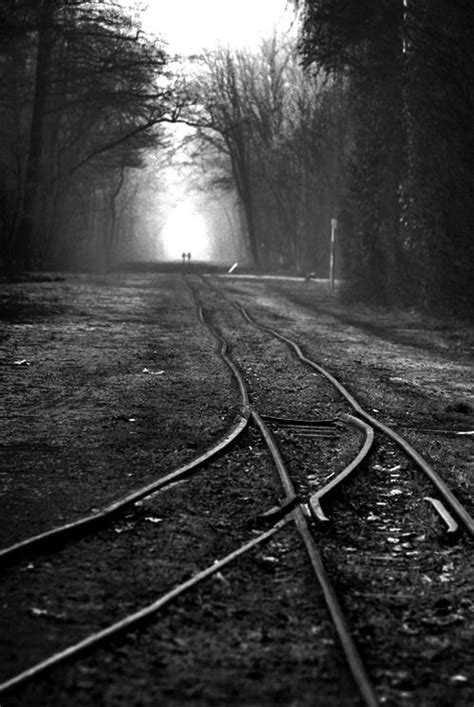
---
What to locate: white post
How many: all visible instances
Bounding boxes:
[330,217,337,291]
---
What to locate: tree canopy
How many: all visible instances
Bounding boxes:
[2,0,472,318]
[0,0,183,269]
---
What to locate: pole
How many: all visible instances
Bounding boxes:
[330,217,337,291]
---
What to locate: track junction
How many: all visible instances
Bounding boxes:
[1,270,472,706]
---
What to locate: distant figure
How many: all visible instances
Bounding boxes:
[187,252,191,264]
[181,252,186,265]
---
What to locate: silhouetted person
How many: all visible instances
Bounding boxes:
[187,252,191,264]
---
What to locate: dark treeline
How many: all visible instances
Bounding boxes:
[299,0,474,314]
[188,1,473,316]
[0,0,179,270]
[2,1,472,316]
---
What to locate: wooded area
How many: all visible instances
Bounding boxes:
[1,0,472,316]
[187,38,344,275]
[0,0,181,270]
[298,0,474,314]
[185,0,473,316]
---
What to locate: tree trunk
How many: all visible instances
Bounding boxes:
[12,0,54,268]
[106,167,126,263]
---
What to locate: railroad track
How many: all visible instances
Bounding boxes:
[0,274,472,705]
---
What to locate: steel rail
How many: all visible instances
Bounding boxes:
[0,288,279,694]
[0,418,248,566]
[257,412,374,520]
[0,301,251,567]
[197,305,250,413]
[424,497,459,535]
[308,414,375,521]
[1,285,378,704]
[252,410,298,504]
[234,301,474,537]
[0,521,287,696]
[251,410,379,707]
[260,414,338,427]
[189,276,250,412]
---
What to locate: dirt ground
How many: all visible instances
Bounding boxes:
[0,269,472,706]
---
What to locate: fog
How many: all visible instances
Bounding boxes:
[116,157,247,266]
[114,120,249,266]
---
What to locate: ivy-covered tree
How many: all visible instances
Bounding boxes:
[298,0,474,315]
[299,0,406,302]
[401,0,474,313]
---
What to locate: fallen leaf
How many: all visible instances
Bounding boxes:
[214,571,230,586]
[30,607,48,617]
[367,512,379,521]
[20,563,35,572]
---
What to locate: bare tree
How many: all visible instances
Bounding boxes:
[184,35,346,272]
[0,0,187,269]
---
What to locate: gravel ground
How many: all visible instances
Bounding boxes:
[0,269,472,706]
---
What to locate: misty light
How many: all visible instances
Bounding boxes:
[140,0,291,53]
[161,206,213,261]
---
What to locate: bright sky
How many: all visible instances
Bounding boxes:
[132,1,295,261]
[141,0,292,53]
[161,203,210,260]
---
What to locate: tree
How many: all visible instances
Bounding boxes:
[0,0,184,270]
[188,48,261,265]
[298,0,474,315]
[401,0,474,313]
[299,0,406,302]
[185,35,346,273]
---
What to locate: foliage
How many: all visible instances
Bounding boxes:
[298,0,474,316]
[0,0,182,270]
[186,37,346,273]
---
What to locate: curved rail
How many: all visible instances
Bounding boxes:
[0,409,379,699]
[0,298,378,707]
[258,414,374,521]
[0,417,248,566]
[0,521,286,696]
[1,289,379,706]
[309,414,374,522]
[234,301,474,537]
[251,410,379,707]
[198,305,250,413]
[0,301,251,567]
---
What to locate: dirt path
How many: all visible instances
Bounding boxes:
[0,271,472,706]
